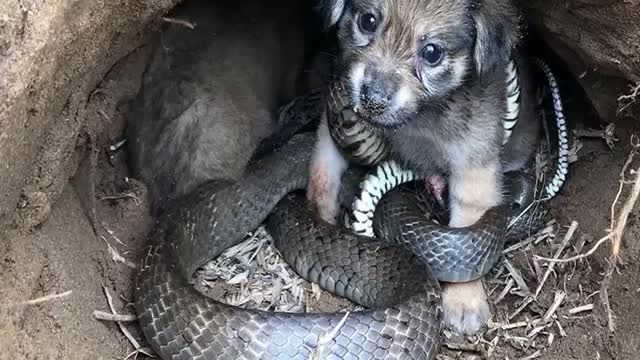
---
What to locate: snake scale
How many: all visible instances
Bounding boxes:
[134,59,569,359]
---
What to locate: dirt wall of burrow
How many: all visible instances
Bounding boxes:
[0,0,179,231]
[520,0,640,122]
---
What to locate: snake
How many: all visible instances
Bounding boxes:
[133,58,569,359]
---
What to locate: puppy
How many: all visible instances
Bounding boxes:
[127,0,316,211]
[309,0,540,334]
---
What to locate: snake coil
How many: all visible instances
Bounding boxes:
[134,58,570,360]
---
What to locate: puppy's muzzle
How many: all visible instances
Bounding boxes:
[358,68,399,120]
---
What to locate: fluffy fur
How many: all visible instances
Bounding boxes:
[126,0,316,212]
[309,0,540,334]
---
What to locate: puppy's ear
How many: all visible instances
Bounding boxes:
[314,0,346,29]
[471,0,521,78]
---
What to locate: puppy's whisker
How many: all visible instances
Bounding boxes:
[316,51,339,59]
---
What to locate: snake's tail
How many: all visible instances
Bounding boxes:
[532,58,570,199]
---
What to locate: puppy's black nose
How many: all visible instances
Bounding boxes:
[361,81,393,100]
[359,69,398,116]
[360,83,391,110]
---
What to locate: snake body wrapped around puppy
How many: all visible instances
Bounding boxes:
[134,60,568,359]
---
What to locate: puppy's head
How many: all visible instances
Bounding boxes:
[317,0,520,128]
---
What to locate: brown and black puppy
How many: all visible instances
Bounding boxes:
[127,0,317,211]
[309,0,540,334]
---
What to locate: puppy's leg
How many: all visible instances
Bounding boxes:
[442,162,502,334]
[448,163,502,228]
[307,114,347,224]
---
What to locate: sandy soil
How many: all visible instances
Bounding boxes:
[2,17,640,360]
[0,48,153,360]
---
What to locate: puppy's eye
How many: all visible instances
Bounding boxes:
[359,13,378,33]
[421,44,444,66]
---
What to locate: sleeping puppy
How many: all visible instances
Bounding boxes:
[127,0,316,212]
[309,0,540,334]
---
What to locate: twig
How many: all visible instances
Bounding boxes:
[100,192,141,205]
[509,297,534,320]
[573,128,607,139]
[617,81,640,113]
[309,312,350,360]
[547,332,555,347]
[102,236,137,268]
[535,136,640,332]
[600,136,640,332]
[542,291,566,323]
[97,109,111,121]
[573,124,618,150]
[443,341,484,353]
[85,125,100,236]
[124,348,155,360]
[600,265,616,333]
[537,233,612,264]
[574,234,592,254]
[526,325,547,339]
[161,17,196,29]
[555,320,567,337]
[534,221,578,297]
[504,259,531,297]
[490,320,528,330]
[494,278,514,305]
[556,136,640,332]
[519,350,543,360]
[532,257,544,284]
[610,159,640,257]
[22,290,72,305]
[567,304,594,315]
[93,310,137,322]
[108,139,127,152]
[618,82,640,102]
[503,236,537,255]
[508,199,546,229]
[102,287,153,357]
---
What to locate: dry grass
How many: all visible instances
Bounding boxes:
[196,227,307,312]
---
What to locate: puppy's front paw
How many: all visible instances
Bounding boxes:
[307,165,341,225]
[442,280,491,335]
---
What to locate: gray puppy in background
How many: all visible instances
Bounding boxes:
[127,0,315,211]
[309,0,540,334]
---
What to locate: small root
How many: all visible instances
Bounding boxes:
[535,135,640,333]
[617,81,640,114]
[21,290,73,306]
[161,17,196,29]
